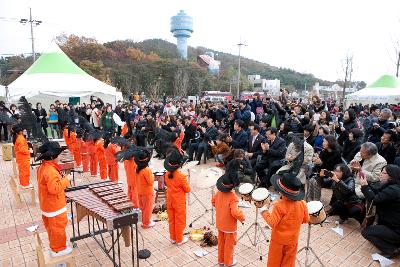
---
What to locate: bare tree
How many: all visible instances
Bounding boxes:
[173,67,189,97]
[342,54,354,101]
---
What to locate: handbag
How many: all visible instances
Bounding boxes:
[361,200,376,228]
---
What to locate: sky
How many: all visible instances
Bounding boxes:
[0,0,399,84]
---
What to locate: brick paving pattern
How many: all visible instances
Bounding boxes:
[0,150,399,266]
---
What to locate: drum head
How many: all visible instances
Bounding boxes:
[239,183,254,195]
[307,201,323,214]
[251,188,270,202]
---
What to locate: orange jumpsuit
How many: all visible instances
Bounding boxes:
[95,140,107,179]
[88,140,97,176]
[105,143,120,182]
[136,167,154,228]
[63,129,81,166]
[212,190,245,266]
[173,132,185,153]
[73,136,82,167]
[125,159,139,208]
[121,124,128,136]
[14,134,31,186]
[80,140,90,173]
[63,128,71,147]
[37,161,70,253]
[165,170,190,243]
[262,196,309,267]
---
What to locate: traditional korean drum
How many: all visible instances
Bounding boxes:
[251,188,270,208]
[238,183,254,202]
[154,171,166,191]
[307,201,327,225]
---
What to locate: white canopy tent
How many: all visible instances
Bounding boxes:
[7,42,117,107]
[345,75,400,107]
[0,85,5,101]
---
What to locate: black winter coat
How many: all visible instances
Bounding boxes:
[319,176,360,205]
[316,149,342,172]
[361,181,400,234]
[342,139,362,163]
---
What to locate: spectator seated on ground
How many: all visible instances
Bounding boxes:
[313,135,343,181]
[360,164,400,259]
[234,100,252,129]
[318,163,365,225]
[368,108,393,143]
[188,118,218,163]
[226,119,248,150]
[224,149,254,184]
[335,108,358,146]
[182,117,197,151]
[245,122,266,167]
[376,129,397,165]
[210,134,230,167]
[342,128,363,164]
[255,127,287,188]
[277,132,313,184]
[303,124,315,147]
[350,142,387,198]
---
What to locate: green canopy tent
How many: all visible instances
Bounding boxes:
[345,75,400,107]
[7,42,117,107]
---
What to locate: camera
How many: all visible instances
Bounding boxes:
[322,169,333,178]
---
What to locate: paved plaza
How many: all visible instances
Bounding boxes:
[0,151,399,267]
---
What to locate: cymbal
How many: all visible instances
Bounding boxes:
[196,167,223,189]
[182,160,199,171]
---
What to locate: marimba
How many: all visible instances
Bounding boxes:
[66,181,140,267]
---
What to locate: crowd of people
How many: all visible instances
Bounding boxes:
[4,91,400,266]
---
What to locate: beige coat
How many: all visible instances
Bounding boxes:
[351,152,387,197]
[277,141,314,183]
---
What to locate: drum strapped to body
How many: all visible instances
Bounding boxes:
[306,201,327,225]
[238,183,254,202]
[154,171,166,191]
[251,188,271,209]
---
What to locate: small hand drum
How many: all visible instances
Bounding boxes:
[251,188,270,208]
[154,171,166,191]
[238,183,254,202]
[307,201,327,225]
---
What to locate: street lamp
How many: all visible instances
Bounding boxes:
[237,40,247,99]
[20,7,42,63]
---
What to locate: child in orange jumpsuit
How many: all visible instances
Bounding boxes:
[36,141,72,257]
[94,133,107,180]
[134,149,155,228]
[73,131,82,167]
[12,124,32,188]
[260,173,309,267]
[212,159,245,267]
[105,141,120,182]
[80,134,90,173]
[88,139,97,177]
[164,150,191,245]
[173,125,185,154]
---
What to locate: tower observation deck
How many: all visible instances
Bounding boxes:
[170,10,193,59]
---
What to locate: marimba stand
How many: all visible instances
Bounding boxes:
[9,158,36,208]
[34,231,75,267]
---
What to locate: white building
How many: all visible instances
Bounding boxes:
[247,75,280,94]
[313,82,357,99]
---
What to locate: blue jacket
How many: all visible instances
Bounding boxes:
[234,105,251,125]
[231,129,248,149]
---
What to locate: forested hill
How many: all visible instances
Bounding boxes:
[1,36,335,97]
[132,38,334,90]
